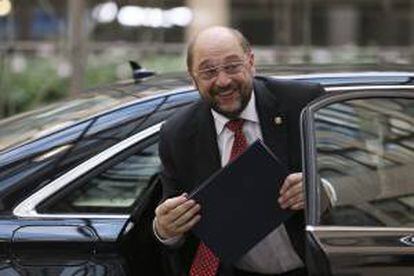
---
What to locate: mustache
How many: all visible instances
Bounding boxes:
[211,84,238,95]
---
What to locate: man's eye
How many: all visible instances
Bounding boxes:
[203,68,217,75]
[224,63,242,72]
[225,64,238,70]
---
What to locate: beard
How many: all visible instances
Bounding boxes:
[192,75,253,119]
[208,83,251,119]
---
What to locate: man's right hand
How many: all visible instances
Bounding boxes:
[154,193,201,240]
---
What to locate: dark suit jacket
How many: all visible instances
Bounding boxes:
[158,76,324,275]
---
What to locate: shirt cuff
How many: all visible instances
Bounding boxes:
[152,218,185,247]
[321,178,338,206]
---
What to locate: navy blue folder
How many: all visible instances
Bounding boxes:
[189,140,293,264]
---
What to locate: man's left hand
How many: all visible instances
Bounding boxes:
[278,172,304,210]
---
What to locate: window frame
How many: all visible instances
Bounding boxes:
[302,86,414,231]
[36,135,160,215]
[13,122,163,219]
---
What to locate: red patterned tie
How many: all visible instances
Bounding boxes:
[189,241,220,276]
[189,119,248,276]
[226,119,248,161]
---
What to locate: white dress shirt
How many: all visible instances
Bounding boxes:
[211,91,303,274]
[154,90,304,274]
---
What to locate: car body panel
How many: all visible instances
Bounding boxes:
[301,88,414,275]
[1,66,414,275]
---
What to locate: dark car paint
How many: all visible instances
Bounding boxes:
[0,67,414,275]
[301,90,414,276]
[0,218,126,273]
[0,90,199,213]
[0,86,198,275]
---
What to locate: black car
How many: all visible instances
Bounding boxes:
[0,65,414,275]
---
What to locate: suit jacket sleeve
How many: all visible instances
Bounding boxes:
[158,123,181,200]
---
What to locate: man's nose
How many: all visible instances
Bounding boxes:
[215,70,232,87]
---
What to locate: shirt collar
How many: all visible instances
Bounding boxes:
[211,90,259,136]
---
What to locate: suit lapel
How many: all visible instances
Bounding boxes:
[190,78,291,188]
[192,101,221,188]
[254,79,289,166]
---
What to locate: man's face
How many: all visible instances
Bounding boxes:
[189,32,255,118]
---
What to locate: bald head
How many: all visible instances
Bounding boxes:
[186,26,251,72]
[185,26,255,118]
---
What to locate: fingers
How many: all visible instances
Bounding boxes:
[278,173,305,210]
[155,193,188,216]
[279,190,304,210]
[280,173,302,195]
[161,197,197,223]
[154,193,201,239]
[291,201,304,210]
[174,202,201,227]
[175,213,201,234]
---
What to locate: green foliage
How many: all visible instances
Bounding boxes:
[0,52,183,119]
[140,54,184,73]
[0,56,68,117]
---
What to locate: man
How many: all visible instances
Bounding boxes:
[153,26,324,276]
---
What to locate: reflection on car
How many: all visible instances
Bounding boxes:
[314,97,414,227]
[302,86,414,275]
[0,65,414,275]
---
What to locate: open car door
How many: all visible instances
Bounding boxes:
[301,87,414,276]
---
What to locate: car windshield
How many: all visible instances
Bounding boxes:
[0,90,138,152]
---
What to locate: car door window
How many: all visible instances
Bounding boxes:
[313,97,414,227]
[37,140,161,214]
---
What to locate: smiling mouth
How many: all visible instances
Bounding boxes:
[215,85,238,96]
[218,90,235,97]
[216,89,239,104]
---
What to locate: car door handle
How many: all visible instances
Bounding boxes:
[12,225,98,243]
[11,225,98,263]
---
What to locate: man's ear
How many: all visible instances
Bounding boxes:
[248,51,256,75]
[187,70,198,88]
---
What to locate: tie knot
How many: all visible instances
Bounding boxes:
[226,119,245,133]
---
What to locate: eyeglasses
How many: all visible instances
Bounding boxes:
[196,60,246,80]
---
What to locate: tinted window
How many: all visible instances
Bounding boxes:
[0,94,189,212]
[37,141,160,214]
[0,93,138,152]
[314,97,414,227]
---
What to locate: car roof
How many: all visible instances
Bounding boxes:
[0,73,193,152]
[1,65,414,211]
[258,64,414,86]
[1,65,413,153]
[257,63,414,75]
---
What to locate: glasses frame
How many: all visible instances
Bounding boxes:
[195,59,248,81]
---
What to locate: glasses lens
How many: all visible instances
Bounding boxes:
[200,68,217,80]
[224,62,244,74]
[198,60,245,80]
